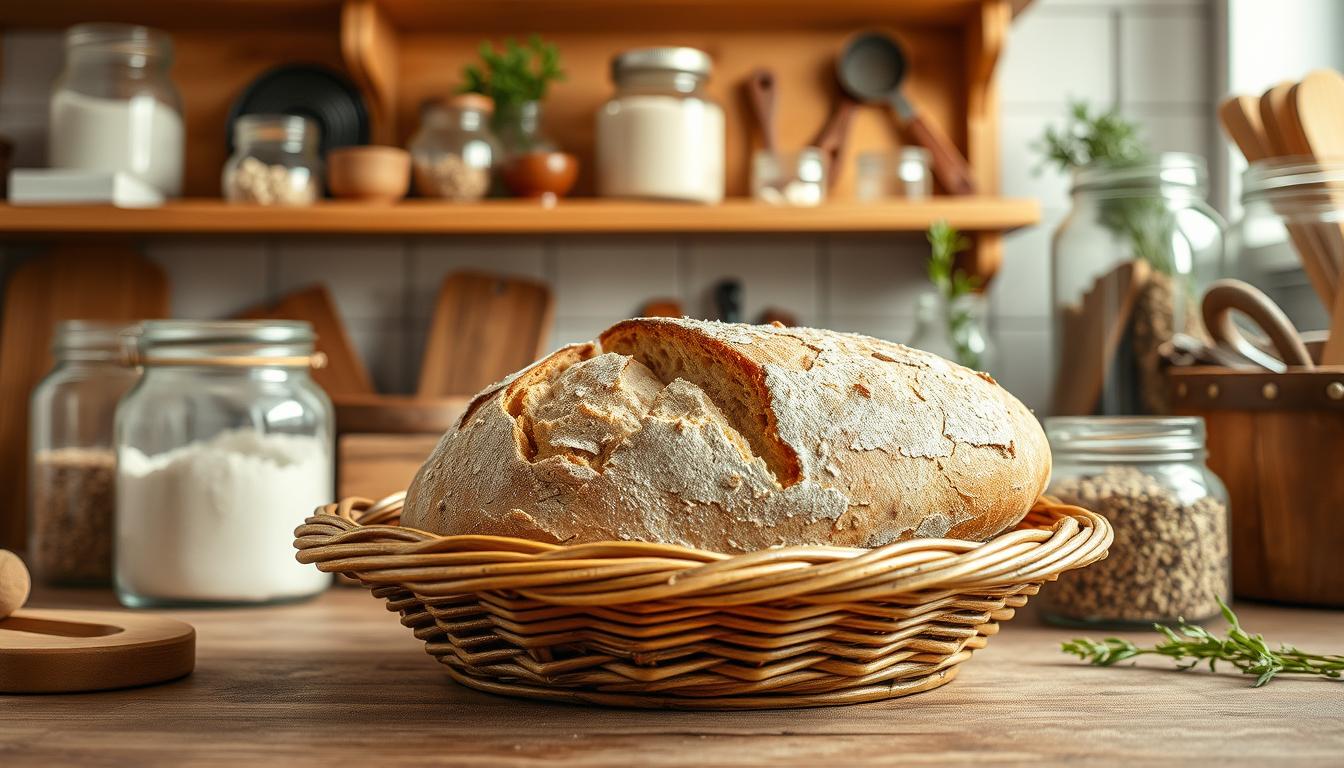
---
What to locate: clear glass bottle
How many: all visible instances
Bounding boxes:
[908,292,995,372]
[409,94,500,201]
[114,321,334,607]
[222,114,323,205]
[855,147,932,201]
[29,322,141,586]
[1051,153,1225,416]
[597,47,725,203]
[1229,159,1341,333]
[49,23,184,196]
[1041,416,1231,627]
[495,99,558,159]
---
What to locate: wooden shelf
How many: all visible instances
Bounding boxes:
[0,0,1030,30]
[0,198,1039,236]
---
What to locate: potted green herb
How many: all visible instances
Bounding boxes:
[460,35,576,199]
[909,220,992,371]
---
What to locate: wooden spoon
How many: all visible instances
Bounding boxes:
[1289,70,1344,364]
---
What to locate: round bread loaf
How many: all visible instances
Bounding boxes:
[403,318,1050,552]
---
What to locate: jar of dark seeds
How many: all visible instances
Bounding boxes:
[1041,416,1230,627]
[29,321,141,585]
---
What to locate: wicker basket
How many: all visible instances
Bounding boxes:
[294,495,1111,709]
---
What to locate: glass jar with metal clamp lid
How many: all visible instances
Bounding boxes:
[113,320,333,607]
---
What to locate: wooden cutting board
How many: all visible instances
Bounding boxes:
[0,608,194,693]
[0,245,169,551]
[239,284,374,397]
[1051,258,1151,416]
[416,272,553,397]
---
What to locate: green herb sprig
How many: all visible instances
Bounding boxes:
[1062,598,1344,687]
[925,220,984,369]
[460,35,565,115]
[1035,100,1176,275]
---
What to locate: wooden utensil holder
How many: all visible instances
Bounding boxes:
[1169,367,1344,607]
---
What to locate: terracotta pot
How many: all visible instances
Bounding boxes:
[503,151,578,199]
[327,146,410,203]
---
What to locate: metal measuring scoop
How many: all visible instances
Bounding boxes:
[837,31,977,195]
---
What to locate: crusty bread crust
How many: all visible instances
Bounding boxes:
[403,319,1051,551]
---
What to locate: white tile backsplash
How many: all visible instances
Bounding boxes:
[0,0,1218,411]
[683,236,820,324]
[551,236,680,321]
[1119,12,1211,107]
[273,238,407,323]
[1000,11,1116,107]
[143,239,271,319]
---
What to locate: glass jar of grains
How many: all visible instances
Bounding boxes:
[222,114,323,205]
[408,93,499,201]
[1040,416,1230,627]
[114,321,334,607]
[29,321,141,585]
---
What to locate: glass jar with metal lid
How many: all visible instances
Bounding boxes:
[29,321,142,586]
[1229,159,1342,333]
[222,114,323,205]
[409,93,500,201]
[49,23,184,196]
[1050,153,1225,417]
[596,46,725,203]
[1040,416,1230,627]
[114,320,333,607]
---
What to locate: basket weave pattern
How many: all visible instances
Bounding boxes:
[295,496,1111,709]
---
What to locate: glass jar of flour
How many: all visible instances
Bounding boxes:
[597,47,725,203]
[49,23,184,197]
[114,321,334,607]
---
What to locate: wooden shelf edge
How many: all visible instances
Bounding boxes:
[0,198,1041,236]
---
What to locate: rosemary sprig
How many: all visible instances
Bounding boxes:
[1062,598,1344,687]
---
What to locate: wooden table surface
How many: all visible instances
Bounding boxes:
[2,587,1341,767]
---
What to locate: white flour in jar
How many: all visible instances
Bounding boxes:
[50,90,184,197]
[116,428,331,603]
[597,94,724,203]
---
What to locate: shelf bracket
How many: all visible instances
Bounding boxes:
[961,0,1013,287]
[341,0,399,145]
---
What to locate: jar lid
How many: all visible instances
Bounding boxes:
[612,47,713,80]
[135,320,319,368]
[1046,416,1206,459]
[65,23,172,58]
[51,320,141,362]
[435,93,495,115]
[1070,152,1207,195]
[233,114,320,147]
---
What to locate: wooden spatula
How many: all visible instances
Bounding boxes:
[1288,70,1344,364]
[1051,258,1151,415]
[0,245,169,551]
[416,272,554,396]
[239,284,374,397]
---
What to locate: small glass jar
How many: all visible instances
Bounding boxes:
[114,321,334,607]
[409,94,499,201]
[49,23,184,196]
[907,292,995,372]
[597,47,725,203]
[29,322,141,586]
[1229,159,1340,333]
[752,149,827,206]
[856,148,932,201]
[1041,416,1231,627]
[1051,153,1225,416]
[223,114,322,205]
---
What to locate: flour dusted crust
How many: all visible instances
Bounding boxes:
[403,318,1051,552]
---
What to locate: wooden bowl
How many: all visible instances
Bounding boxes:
[327,146,410,203]
[503,151,579,199]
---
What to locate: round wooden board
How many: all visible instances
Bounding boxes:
[0,608,195,693]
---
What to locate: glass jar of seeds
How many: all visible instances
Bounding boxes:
[223,114,322,205]
[408,94,499,201]
[1041,416,1230,627]
[29,321,141,585]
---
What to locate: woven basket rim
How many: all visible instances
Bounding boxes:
[294,495,1112,607]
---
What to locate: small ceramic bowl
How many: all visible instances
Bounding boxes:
[327,146,411,203]
[503,151,579,200]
